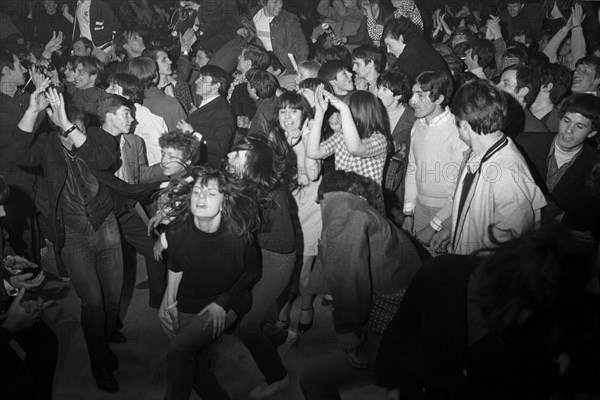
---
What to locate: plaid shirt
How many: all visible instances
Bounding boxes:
[393,0,423,31]
[321,131,388,184]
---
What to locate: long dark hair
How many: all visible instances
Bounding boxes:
[230,134,298,193]
[161,165,260,241]
[349,90,392,153]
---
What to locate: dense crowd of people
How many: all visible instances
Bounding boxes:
[1,0,600,399]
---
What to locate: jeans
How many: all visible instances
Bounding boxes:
[118,206,166,308]
[236,249,295,384]
[164,310,238,400]
[300,333,382,400]
[61,213,123,370]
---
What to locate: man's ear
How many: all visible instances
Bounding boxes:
[542,82,553,92]
[398,34,404,44]
[1,65,9,78]
[459,119,471,132]
[587,130,597,139]
[434,94,445,105]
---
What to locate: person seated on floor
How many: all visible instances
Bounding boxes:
[299,170,422,400]
[0,174,58,400]
[158,165,260,400]
[376,223,598,399]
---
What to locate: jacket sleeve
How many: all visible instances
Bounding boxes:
[6,128,45,167]
[320,210,372,350]
[317,0,339,20]
[76,128,119,171]
[287,13,309,63]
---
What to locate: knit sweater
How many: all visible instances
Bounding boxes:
[404,108,468,229]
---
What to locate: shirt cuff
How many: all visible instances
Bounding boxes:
[403,203,415,214]
[429,218,443,232]
[192,131,203,142]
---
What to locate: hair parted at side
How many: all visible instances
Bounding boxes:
[127,57,158,89]
[382,16,422,43]
[352,45,386,73]
[97,94,133,123]
[558,93,600,133]
[415,70,454,108]
[452,79,507,135]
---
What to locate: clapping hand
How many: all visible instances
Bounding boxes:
[314,83,330,115]
[43,31,64,59]
[179,28,197,53]
[28,83,50,114]
[571,3,586,27]
[45,87,70,130]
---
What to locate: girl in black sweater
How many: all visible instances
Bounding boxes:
[158,165,260,400]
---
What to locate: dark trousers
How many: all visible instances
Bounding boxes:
[61,213,123,370]
[237,249,295,384]
[0,320,58,400]
[164,310,238,400]
[117,206,166,308]
[300,333,382,400]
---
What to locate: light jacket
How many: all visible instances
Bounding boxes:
[450,138,547,255]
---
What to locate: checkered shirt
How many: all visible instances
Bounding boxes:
[321,131,388,184]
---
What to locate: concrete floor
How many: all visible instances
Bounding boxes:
[34,249,391,400]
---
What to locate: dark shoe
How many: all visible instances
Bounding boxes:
[92,367,120,393]
[110,331,127,344]
[297,307,314,334]
[108,350,119,371]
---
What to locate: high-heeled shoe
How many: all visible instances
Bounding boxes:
[298,307,314,333]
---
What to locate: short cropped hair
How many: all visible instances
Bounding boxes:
[198,65,229,96]
[352,45,386,73]
[505,64,540,107]
[297,60,321,76]
[246,69,278,99]
[318,60,348,82]
[452,79,507,135]
[415,70,454,108]
[377,68,411,102]
[127,57,158,89]
[73,37,93,53]
[158,131,201,165]
[575,56,600,80]
[75,56,104,84]
[469,38,496,69]
[107,73,144,104]
[539,63,572,105]
[298,77,333,93]
[242,44,270,71]
[558,94,600,133]
[382,16,422,44]
[97,94,133,123]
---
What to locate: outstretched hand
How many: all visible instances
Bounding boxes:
[45,87,70,130]
[314,84,329,115]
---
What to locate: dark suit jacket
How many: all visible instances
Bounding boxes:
[393,37,451,82]
[516,132,600,239]
[186,96,236,167]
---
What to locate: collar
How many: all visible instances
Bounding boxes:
[200,94,220,107]
[420,107,452,127]
[466,136,509,174]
